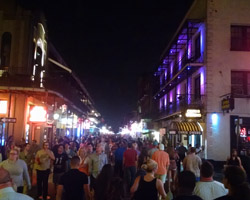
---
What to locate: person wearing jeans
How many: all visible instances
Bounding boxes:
[123,142,138,190]
[34,142,55,200]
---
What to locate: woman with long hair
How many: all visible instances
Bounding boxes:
[226,149,243,169]
[215,166,250,200]
[94,164,114,200]
[130,159,166,200]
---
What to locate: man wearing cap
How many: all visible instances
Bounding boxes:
[152,143,170,184]
[0,167,33,200]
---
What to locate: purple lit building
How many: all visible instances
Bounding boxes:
[153,0,250,161]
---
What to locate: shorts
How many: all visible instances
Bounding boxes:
[53,172,64,184]
[155,174,167,183]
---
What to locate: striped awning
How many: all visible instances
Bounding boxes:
[169,121,202,135]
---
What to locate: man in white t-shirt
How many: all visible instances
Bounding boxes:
[194,161,228,200]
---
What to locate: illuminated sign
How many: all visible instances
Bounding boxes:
[185,109,201,118]
[240,127,247,137]
[221,97,234,112]
[29,106,47,122]
[0,100,7,114]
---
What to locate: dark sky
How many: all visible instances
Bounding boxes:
[40,0,194,131]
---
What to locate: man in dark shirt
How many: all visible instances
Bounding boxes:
[56,156,90,200]
[53,144,68,186]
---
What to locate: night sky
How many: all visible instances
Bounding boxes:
[39,0,194,131]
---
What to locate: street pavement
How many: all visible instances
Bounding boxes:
[26,167,224,200]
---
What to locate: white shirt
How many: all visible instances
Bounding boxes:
[194,180,228,200]
[0,187,33,200]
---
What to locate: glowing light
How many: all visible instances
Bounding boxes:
[185,109,201,118]
[53,113,59,120]
[197,122,204,132]
[192,135,195,147]
[152,131,160,143]
[0,100,8,114]
[212,113,218,126]
[164,95,167,107]
[29,106,47,122]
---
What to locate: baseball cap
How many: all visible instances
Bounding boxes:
[159,143,164,150]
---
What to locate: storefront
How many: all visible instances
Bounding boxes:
[230,115,250,154]
[169,121,203,147]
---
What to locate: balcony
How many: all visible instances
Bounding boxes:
[157,94,206,120]
[0,68,91,114]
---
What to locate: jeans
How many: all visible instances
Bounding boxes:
[124,166,136,188]
[37,169,50,199]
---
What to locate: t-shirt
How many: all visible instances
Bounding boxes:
[173,195,203,200]
[114,147,126,163]
[53,152,68,174]
[194,180,228,200]
[35,149,54,170]
[152,150,170,175]
[123,148,137,167]
[59,169,88,200]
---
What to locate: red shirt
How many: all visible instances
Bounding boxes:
[123,148,137,167]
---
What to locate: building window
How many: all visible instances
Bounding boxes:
[194,33,201,60]
[194,75,201,100]
[231,71,250,96]
[231,25,250,51]
[1,32,12,69]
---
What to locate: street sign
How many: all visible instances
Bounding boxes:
[0,118,16,123]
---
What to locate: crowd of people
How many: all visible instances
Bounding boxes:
[0,134,250,200]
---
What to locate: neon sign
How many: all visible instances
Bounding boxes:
[29,106,47,122]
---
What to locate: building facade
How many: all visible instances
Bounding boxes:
[0,0,97,146]
[153,0,250,161]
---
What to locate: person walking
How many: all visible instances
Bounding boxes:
[183,147,202,181]
[176,143,187,173]
[123,142,138,189]
[53,144,68,193]
[194,161,228,200]
[0,148,31,193]
[152,143,170,184]
[130,159,166,200]
[56,156,90,200]
[88,143,108,190]
[114,141,126,178]
[34,142,55,200]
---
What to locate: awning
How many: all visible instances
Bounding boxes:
[169,121,202,135]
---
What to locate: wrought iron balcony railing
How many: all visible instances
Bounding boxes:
[157,94,206,119]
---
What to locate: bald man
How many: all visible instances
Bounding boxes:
[0,167,33,200]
